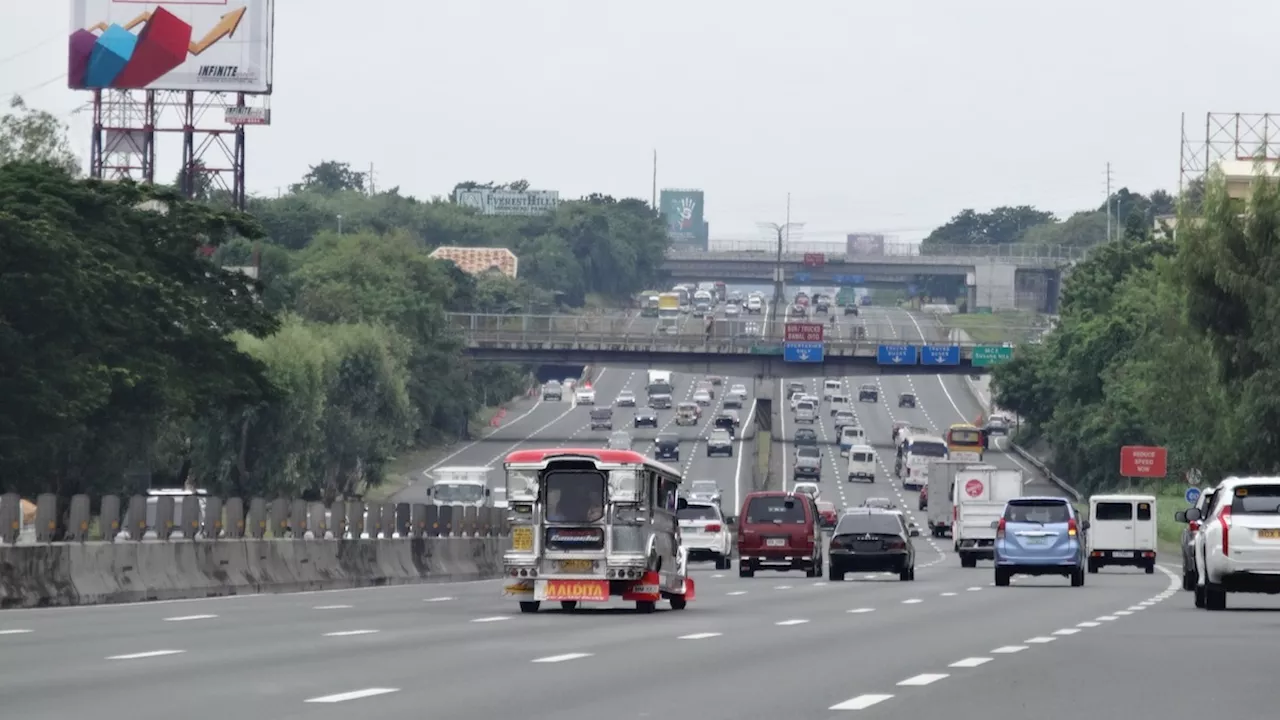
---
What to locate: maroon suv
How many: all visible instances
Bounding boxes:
[736,491,823,577]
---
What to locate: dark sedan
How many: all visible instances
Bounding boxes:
[828,510,917,582]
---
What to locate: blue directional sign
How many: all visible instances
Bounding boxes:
[877,344,918,366]
[834,274,865,285]
[1185,487,1201,504]
[784,341,825,363]
[793,272,812,283]
[920,344,961,366]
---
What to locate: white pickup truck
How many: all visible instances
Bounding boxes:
[952,465,1024,567]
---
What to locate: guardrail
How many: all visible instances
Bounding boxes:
[667,242,1089,263]
[445,312,1040,352]
[0,492,508,545]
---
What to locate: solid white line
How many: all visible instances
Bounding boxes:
[950,657,992,668]
[106,650,185,660]
[898,673,949,686]
[847,608,875,614]
[1097,615,1118,621]
[324,630,379,637]
[472,616,511,623]
[164,614,217,622]
[305,688,399,703]
[1052,628,1081,636]
[1076,621,1101,628]
[314,605,352,610]
[991,645,1028,653]
[731,397,758,511]
[678,632,722,640]
[902,598,923,604]
[775,619,809,626]
[532,652,593,663]
[830,694,894,710]
[0,629,33,635]
[1025,636,1056,643]
[424,597,452,603]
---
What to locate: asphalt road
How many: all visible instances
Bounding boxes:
[8,298,1230,719]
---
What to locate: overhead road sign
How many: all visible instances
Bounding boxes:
[877,344,918,366]
[784,342,824,363]
[1185,487,1201,504]
[1120,445,1167,478]
[972,345,1013,367]
[921,344,960,366]
[793,272,812,283]
[785,323,824,342]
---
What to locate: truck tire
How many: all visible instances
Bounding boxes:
[960,554,977,568]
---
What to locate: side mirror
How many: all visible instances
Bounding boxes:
[1185,507,1203,522]
[485,488,491,497]
[425,488,432,497]
[909,528,920,537]
[990,520,1001,529]
[1174,510,1187,523]
[677,497,688,511]
[1081,519,1090,531]
[724,516,736,526]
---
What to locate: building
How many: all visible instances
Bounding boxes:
[429,246,519,278]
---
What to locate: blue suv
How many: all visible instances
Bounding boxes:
[993,496,1088,587]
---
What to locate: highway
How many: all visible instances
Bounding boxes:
[2,296,1255,719]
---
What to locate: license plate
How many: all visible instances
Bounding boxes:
[558,559,595,573]
[1259,530,1280,539]
[512,526,533,551]
[767,538,786,547]
[1025,536,1048,545]
[1113,551,1133,558]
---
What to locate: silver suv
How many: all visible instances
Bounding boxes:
[542,380,562,401]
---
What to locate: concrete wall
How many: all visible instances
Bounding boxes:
[0,537,509,609]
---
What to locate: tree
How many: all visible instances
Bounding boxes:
[922,206,1056,248]
[0,96,79,175]
[0,163,277,497]
[290,161,366,195]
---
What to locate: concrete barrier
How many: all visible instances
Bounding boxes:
[0,537,509,609]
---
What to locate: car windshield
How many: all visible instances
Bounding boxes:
[432,483,487,503]
[657,434,679,445]
[746,497,807,524]
[619,391,633,398]
[865,498,891,508]
[797,402,814,411]
[711,430,731,442]
[817,501,835,512]
[861,385,875,391]
[908,441,948,458]
[797,447,820,459]
[851,451,874,462]
[544,470,606,523]
[836,513,903,535]
[1005,499,1071,524]
[678,505,719,521]
[1231,484,1280,514]
[691,481,718,494]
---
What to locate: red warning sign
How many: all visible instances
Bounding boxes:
[964,479,985,498]
[1120,446,1167,478]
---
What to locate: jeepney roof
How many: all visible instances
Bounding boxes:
[503,448,682,480]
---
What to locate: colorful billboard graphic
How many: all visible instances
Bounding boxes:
[846,233,886,256]
[660,189,708,249]
[68,0,274,93]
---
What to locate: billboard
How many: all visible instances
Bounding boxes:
[454,189,559,216]
[846,233,886,256]
[661,189,708,249]
[68,0,275,93]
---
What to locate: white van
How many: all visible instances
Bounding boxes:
[846,445,876,483]
[838,426,866,456]
[829,394,850,415]
[794,399,816,424]
[822,379,842,400]
[1086,494,1157,574]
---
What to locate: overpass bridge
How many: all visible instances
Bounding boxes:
[446,311,1033,378]
[661,242,1085,311]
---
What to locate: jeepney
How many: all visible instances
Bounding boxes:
[501,448,695,613]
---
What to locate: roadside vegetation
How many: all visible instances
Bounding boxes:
[0,97,667,502]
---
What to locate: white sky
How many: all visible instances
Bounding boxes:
[2,0,1276,243]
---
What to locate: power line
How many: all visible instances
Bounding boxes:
[0,35,60,67]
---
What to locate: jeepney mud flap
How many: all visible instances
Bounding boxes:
[504,579,535,598]
[666,576,695,601]
[621,571,662,602]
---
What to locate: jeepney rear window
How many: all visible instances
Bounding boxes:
[543,470,606,523]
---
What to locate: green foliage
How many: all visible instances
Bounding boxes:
[991,170,1280,494]
[922,206,1056,247]
[0,96,79,176]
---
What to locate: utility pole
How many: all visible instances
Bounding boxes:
[651,149,657,210]
[367,162,376,195]
[757,196,805,327]
[1105,162,1111,242]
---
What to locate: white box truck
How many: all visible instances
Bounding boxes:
[926,460,977,538]
[952,465,1024,567]
[425,466,492,507]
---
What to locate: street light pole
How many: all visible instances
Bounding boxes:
[757,202,805,329]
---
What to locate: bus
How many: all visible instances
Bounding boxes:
[501,448,695,613]
[946,423,986,463]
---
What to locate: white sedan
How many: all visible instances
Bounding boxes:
[575,387,596,404]
[693,390,712,406]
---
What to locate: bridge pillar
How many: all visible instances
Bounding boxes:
[972,262,1017,311]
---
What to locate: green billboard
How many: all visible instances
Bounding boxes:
[660,189,708,249]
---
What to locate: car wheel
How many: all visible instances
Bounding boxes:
[1205,585,1227,611]
[1182,569,1196,591]
[1194,585,1206,608]
[1145,562,1155,575]
[1087,558,1098,574]
[898,567,911,581]
[520,601,541,613]
[739,566,755,579]
[994,568,1011,587]
[1070,568,1085,587]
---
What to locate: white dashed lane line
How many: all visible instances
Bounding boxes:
[0,629,33,635]
[678,632,722,640]
[532,653,593,663]
[305,688,399,704]
[164,614,217,622]
[106,650,185,661]
[314,604,352,610]
[324,630,379,637]
[897,673,949,687]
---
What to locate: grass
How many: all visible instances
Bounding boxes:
[756,429,772,492]
[936,311,1043,344]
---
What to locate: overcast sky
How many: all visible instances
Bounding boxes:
[3,0,1276,243]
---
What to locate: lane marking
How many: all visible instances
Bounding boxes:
[305,688,399,704]
[314,605,352,610]
[324,630,379,637]
[775,619,810,626]
[940,592,957,597]
[532,652,593,663]
[711,574,725,579]
[0,629,33,635]
[847,608,875,614]
[902,598,923,604]
[678,632,722,640]
[991,645,1028,653]
[472,616,511,623]
[106,650,185,660]
[1076,621,1101,628]
[774,585,793,590]
[164,614,217,622]
[424,597,453,602]
[1052,628,1081,636]
[966,586,982,591]
[726,591,747,596]
[812,581,827,587]
[1096,615,1118,621]
[1126,605,1145,611]
[898,673,949,686]
[1025,636,1056,643]
[950,657,992,668]
[1114,610,1133,616]
[830,694,894,711]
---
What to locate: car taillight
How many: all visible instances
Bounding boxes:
[995,518,1006,540]
[1067,518,1078,537]
[1220,506,1232,555]
[705,524,721,533]
[1188,520,1200,532]
[885,538,906,550]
